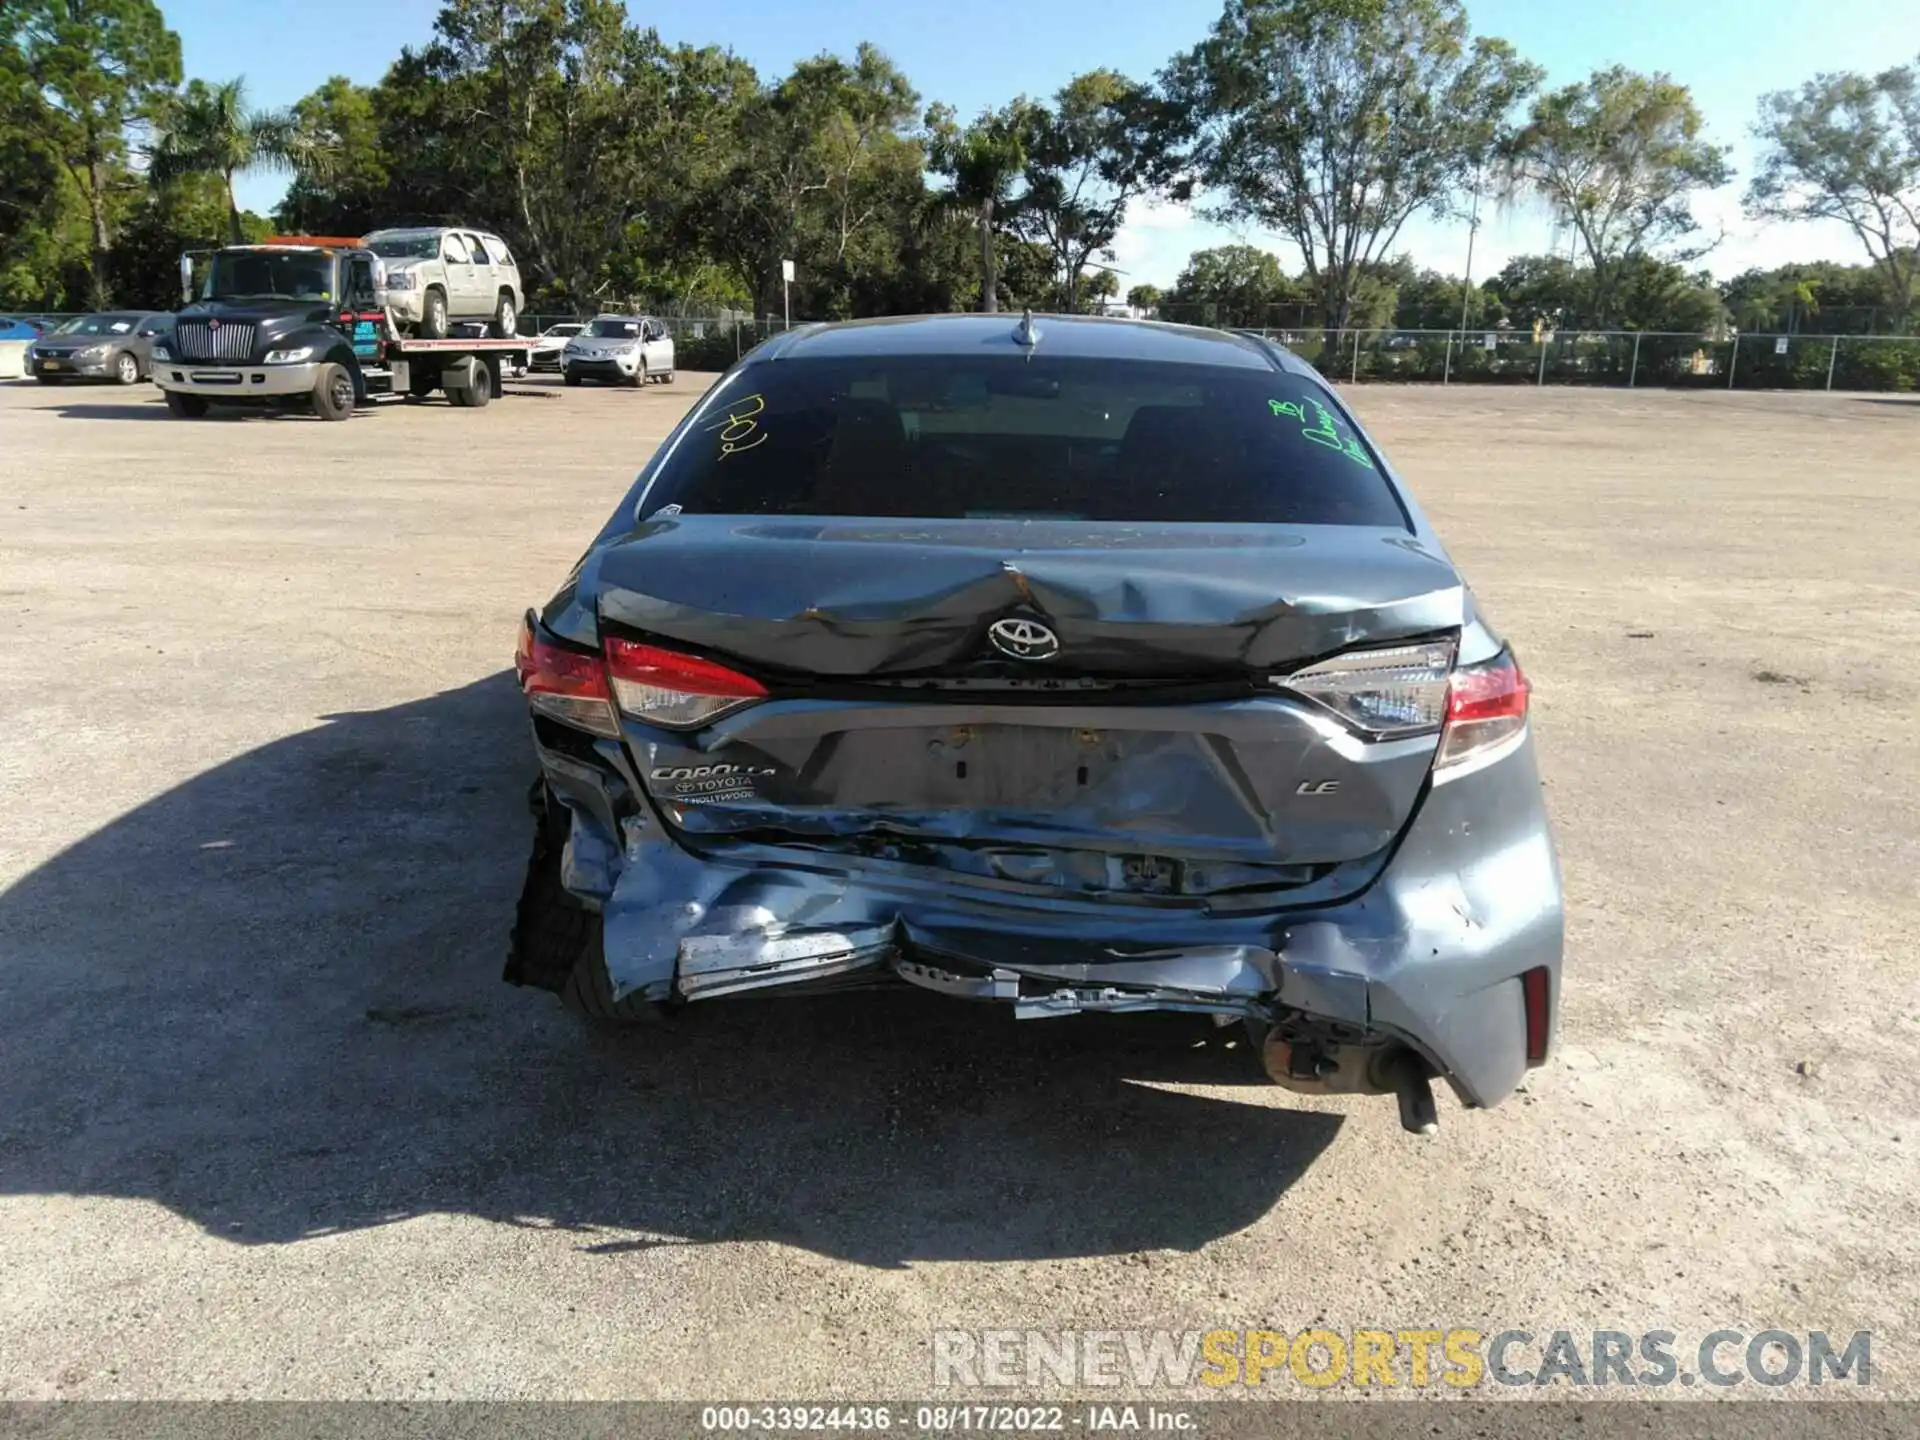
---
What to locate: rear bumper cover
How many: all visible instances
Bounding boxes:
[532,729,1562,1109]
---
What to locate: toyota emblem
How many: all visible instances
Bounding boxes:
[987,617,1060,662]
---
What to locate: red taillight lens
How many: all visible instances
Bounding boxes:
[515,614,618,737]
[603,637,766,729]
[1521,965,1552,1064]
[1434,649,1530,779]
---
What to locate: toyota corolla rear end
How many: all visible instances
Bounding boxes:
[506,316,1563,1130]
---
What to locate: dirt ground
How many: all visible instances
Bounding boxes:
[0,374,1915,1402]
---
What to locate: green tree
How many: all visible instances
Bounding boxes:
[1482,253,1584,329]
[1503,66,1732,325]
[414,0,757,307]
[5,0,182,307]
[150,78,318,243]
[927,101,1034,312]
[1165,0,1540,335]
[0,47,88,307]
[1020,70,1153,311]
[1390,263,1471,329]
[1748,60,1920,332]
[275,77,388,236]
[112,170,266,306]
[706,45,921,318]
[1163,243,1297,326]
[1126,282,1163,312]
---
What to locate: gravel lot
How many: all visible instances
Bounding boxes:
[1,374,1915,1401]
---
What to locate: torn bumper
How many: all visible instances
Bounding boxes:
[536,729,1562,1110]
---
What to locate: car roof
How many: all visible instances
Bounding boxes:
[752,312,1303,372]
[365,226,502,237]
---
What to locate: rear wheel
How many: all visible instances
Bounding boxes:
[446,357,493,407]
[113,350,141,385]
[163,390,209,418]
[507,784,665,1025]
[490,291,517,339]
[310,362,355,421]
[419,287,449,339]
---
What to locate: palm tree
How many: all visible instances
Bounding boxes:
[151,79,323,244]
[927,104,1033,313]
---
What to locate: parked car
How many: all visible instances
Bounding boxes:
[529,321,585,372]
[505,312,1564,1135]
[26,312,170,384]
[1,315,46,340]
[362,227,523,340]
[559,315,675,386]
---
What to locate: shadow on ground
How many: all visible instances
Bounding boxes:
[0,673,1338,1266]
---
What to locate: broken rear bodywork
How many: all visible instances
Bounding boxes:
[507,317,1564,1129]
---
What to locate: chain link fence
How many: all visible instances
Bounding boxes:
[16,306,1920,391]
[1234,327,1920,392]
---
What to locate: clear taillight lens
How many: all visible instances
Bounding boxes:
[515,614,618,737]
[1278,640,1455,736]
[603,637,767,729]
[1434,649,1530,780]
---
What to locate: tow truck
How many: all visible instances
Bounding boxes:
[154,236,531,420]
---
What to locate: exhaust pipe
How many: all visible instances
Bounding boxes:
[1382,1051,1440,1136]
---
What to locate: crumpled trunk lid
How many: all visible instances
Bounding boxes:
[593,517,1463,889]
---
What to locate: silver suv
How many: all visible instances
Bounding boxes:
[363,227,524,339]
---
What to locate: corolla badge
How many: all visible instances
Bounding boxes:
[987,617,1060,662]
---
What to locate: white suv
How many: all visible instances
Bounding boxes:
[363,227,524,339]
[560,316,676,387]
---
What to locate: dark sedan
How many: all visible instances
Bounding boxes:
[27,312,170,385]
[506,313,1564,1133]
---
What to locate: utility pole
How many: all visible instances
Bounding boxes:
[1457,168,1483,343]
[781,259,794,330]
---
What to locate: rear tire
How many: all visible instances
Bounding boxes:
[310,361,355,421]
[419,287,449,340]
[113,350,141,385]
[446,359,493,408]
[506,784,665,1025]
[561,934,669,1026]
[490,291,517,339]
[163,390,209,418]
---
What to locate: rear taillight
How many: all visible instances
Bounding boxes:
[1278,640,1456,736]
[515,614,618,737]
[604,637,766,729]
[1434,649,1530,780]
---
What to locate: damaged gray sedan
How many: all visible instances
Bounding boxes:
[506,313,1563,1132]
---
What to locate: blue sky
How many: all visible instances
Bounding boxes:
[171,0,1920,287]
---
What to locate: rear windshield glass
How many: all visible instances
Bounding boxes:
[638,357,1407,527]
